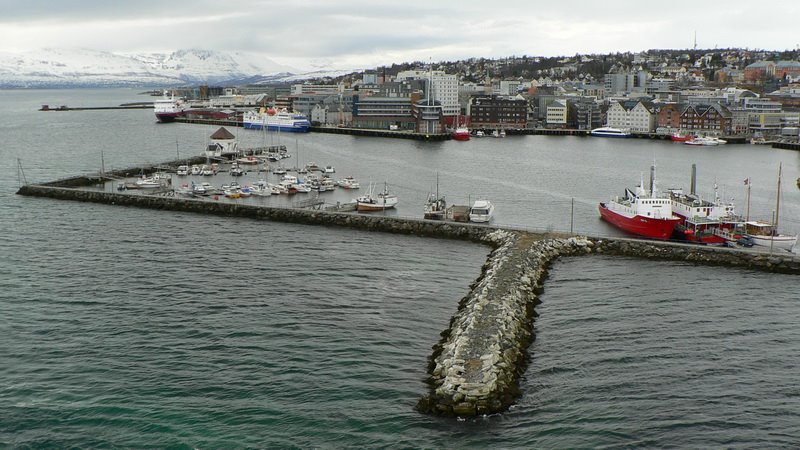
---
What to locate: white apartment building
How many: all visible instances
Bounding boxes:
[545,99,568,128]
[606,100,655,133]
[395,70,459,116]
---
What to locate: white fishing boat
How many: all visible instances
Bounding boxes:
[176,165,189,176]
[424,173,446,220]
[424,193,447,220]
[356,183,398,211]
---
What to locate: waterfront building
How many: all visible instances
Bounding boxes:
[657,103,683,131]
[291,93,335,117]
[412,99,445,134]
[310,94,355,126]
[396,70,460,119]
[606,100,656,133]
[679,103,732,135]
[574,98,603,130]
[469,94,528,130]
[352,95,418,130]
[545,99,568,128]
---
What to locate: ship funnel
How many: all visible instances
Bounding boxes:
[650,165,656,197]
[690,164,697,196]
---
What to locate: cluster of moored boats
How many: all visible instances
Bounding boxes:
[599,163,797,252]
[590,127,729,146]
[166,159,405,212]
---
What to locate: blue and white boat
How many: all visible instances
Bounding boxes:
[590,127,631,138]
[243,108,311,133]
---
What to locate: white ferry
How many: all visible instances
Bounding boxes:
[243,108,310,133]
[590,127,631,138]
[153,92,186,123]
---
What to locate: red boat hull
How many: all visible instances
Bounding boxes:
[599,203,681,240]
[452,132,470,141]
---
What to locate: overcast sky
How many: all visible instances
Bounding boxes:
[1,0,799,71]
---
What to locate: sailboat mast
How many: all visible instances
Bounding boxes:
[745,177,751,222]
[775,163,782,232]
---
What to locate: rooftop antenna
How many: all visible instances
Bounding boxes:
[427,57,432,105]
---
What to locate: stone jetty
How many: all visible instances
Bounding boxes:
[417,233,800,416]
[16,171,800,418]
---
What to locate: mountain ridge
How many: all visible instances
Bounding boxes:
[0,48,343,88]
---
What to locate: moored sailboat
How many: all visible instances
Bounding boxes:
[744,164,797,252]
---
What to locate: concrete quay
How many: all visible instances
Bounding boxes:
[16,178,800,418]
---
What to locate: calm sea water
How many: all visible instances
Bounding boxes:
[1,89,799,448]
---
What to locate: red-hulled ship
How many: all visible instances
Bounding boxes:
[451,127,471,141]
[670,131,693,142]
[599,165,682,240]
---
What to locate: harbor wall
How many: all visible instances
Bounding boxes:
[15,184,500,243]
[416,234,800,416]
[16,183,800,418]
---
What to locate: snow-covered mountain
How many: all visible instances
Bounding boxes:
[0,48,303,88]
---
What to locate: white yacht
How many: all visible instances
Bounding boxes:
[469,200,495,223]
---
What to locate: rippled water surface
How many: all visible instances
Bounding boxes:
[2,89,799,447]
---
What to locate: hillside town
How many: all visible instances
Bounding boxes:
[169,48,800,140]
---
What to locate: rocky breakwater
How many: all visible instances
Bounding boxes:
[417,232,596,416]
[418,234,799,417]
[593,238,800,274]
